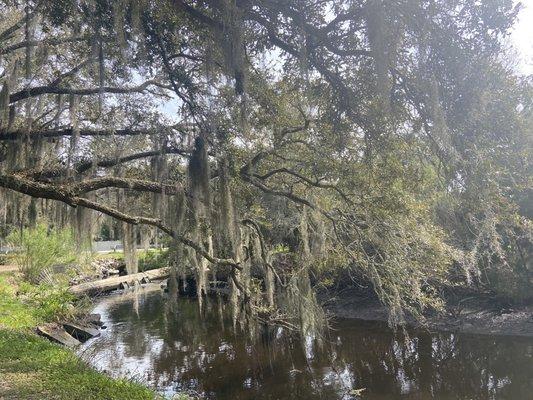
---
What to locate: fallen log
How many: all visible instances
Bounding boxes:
[69,267,170,296]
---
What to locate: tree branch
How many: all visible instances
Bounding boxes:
[23,147,190,180]
[70,177,182,195]
[0,172,240,269]
[253,167,354,205]
[0,6,39,42]
[259,1,370,57]
[0,35,90,55]
[9,80,164,104]
[0,127,159,141]
[240,169,335,223]
[49,58,93,87]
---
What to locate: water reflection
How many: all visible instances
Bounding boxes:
[79,285,533,399]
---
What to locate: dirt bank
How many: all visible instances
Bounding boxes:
[324,288,533,337]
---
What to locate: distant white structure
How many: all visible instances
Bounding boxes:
[92,241,123,253]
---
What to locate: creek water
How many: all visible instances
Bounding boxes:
[78,285,533,400]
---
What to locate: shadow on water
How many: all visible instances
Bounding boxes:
[78,285,533,400]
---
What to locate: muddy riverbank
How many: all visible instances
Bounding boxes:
[324,287,533,337]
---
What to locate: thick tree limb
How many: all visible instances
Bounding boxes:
[71,177,182,195]
[0,127,158,141]
[0,7,39,42]
[75,148,190,173]
[260,1,370,57]
[173,0,222,30]
[26,147,191,180]
[173,0,370,130]
[9,80,165,104]
[245,9,370,130]
[0,174,76,206]
[177,0,369,58]
[0,35,90,55]
[0,173,240,269]
[74,197,238,268]
[323,8,366,33]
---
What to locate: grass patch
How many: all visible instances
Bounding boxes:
[94,251,125,261]
[0,276,39,329]
[0,329,156,400]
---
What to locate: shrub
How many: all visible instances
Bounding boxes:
[17,281,79,322]
[139,249,169,272]
[7,224,79,284]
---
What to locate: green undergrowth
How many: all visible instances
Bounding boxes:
[0,252,16,265]
[0,276,40,329]
[139,249,169,272]
[0,276,160,400]
[0,276,80,329]
[6,224,81,284]
[95,248,169,272]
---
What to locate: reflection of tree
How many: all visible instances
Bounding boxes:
[329,322,533,400]
[84,292,533,399]
[422,333,533,399]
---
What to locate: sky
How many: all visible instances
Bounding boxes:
[512,0,533,75]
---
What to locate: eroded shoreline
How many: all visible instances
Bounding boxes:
[324,288,533,337]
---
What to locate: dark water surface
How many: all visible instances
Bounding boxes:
[79,285,533,400]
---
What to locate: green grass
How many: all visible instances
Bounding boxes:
[0,276,81,328]
[0,330,157,400]
[94,251,125,261]
[0,276,39,329]
[0,276,159,400]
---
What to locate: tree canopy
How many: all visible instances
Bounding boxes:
[0,0,531,327]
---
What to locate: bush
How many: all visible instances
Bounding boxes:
[8,224,79,284]
[139,249,169,272]
[16,281,79,322]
